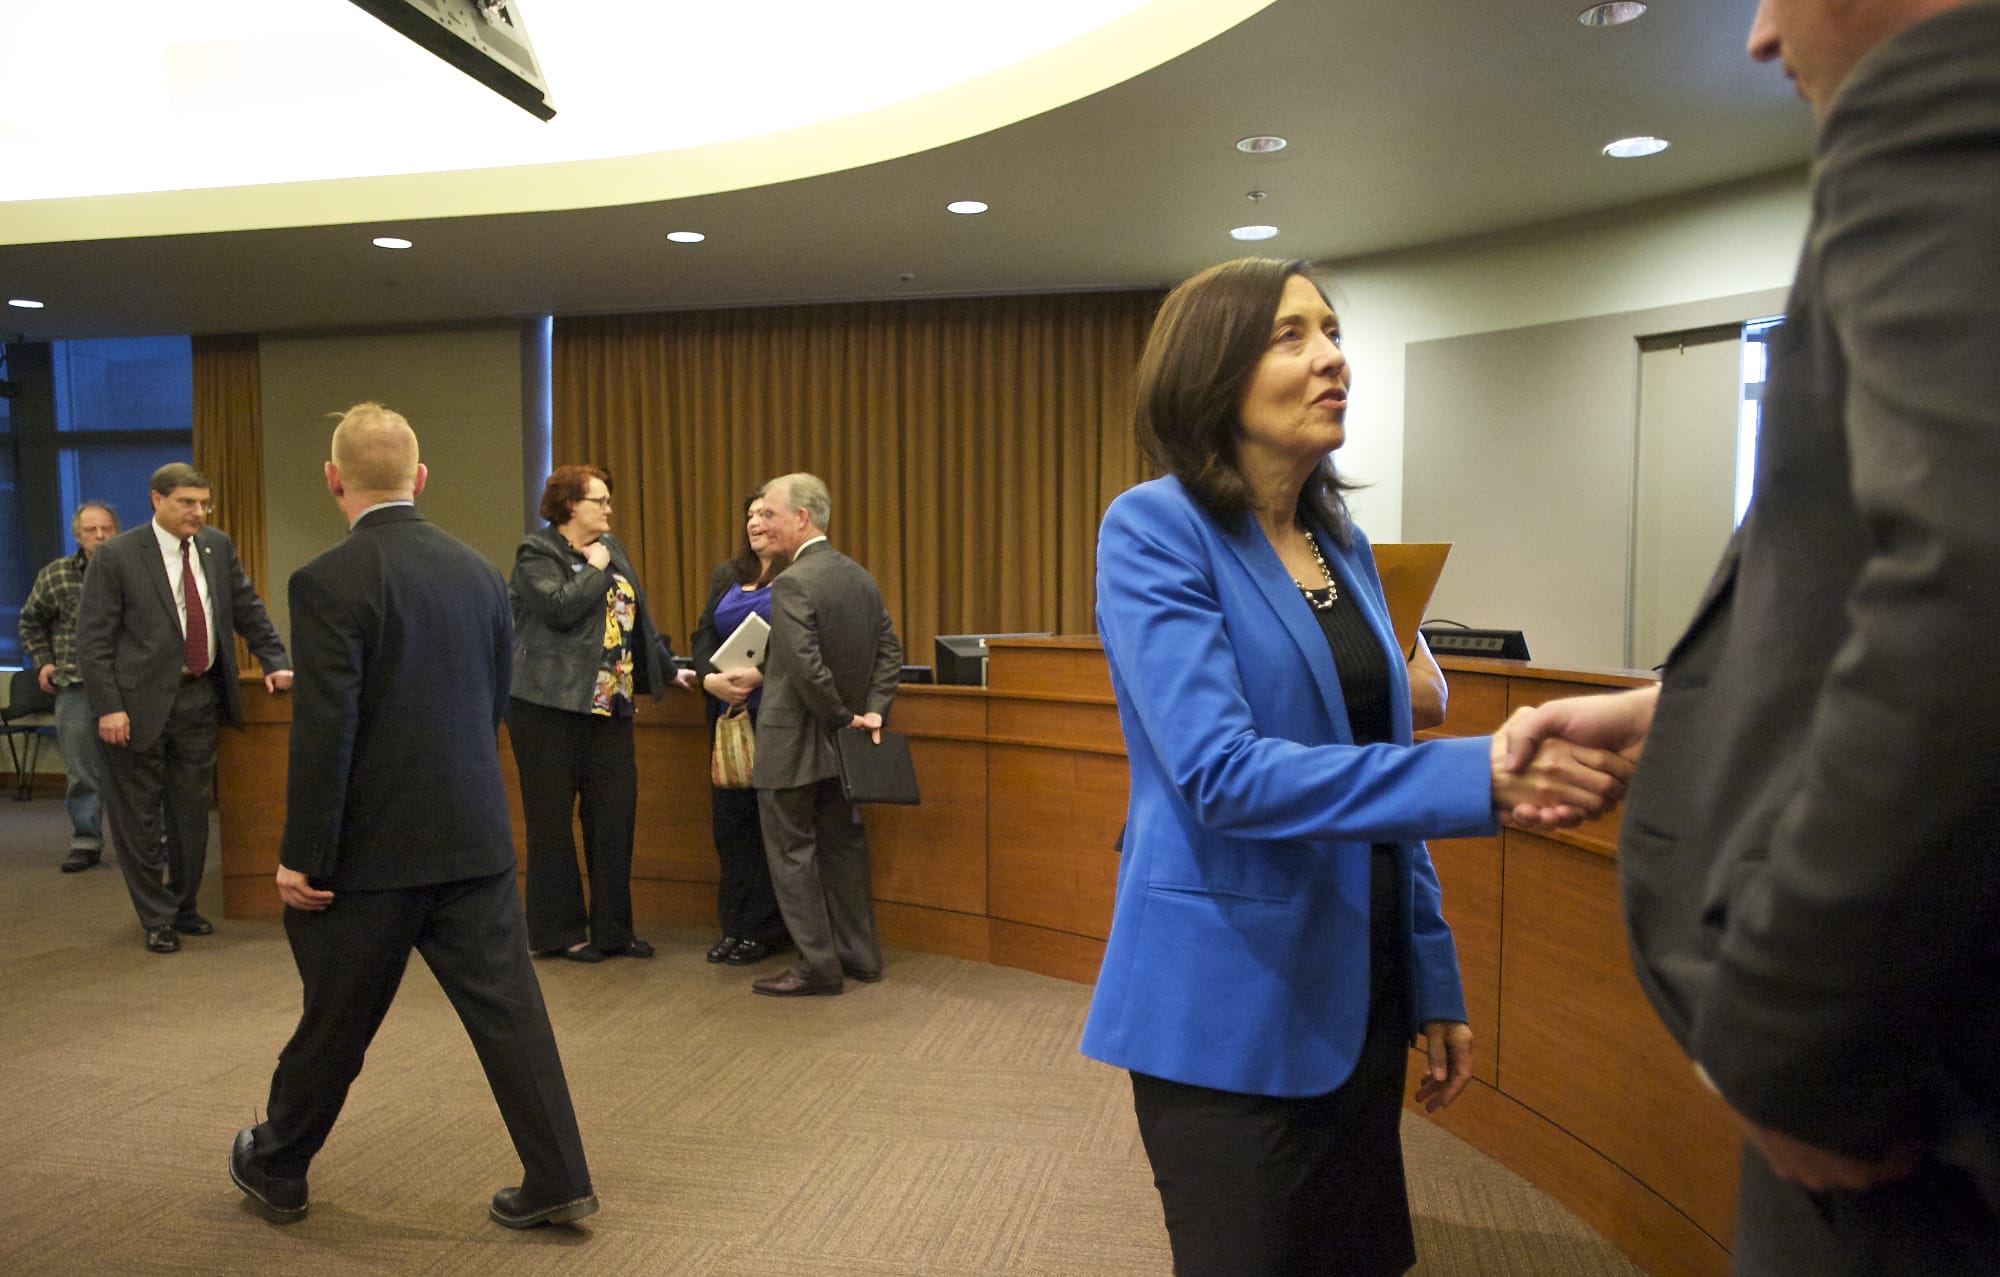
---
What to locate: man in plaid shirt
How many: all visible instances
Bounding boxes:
[19,501,120,872]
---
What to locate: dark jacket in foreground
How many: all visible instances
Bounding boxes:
[1620,0,2000,1204]
[280,505,514,889]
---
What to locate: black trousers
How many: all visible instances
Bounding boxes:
[711,780,787,945]
[507,699,638,952]
[1131,846,1415,1277]
[98,677,217,932]
[255,870,591,1200]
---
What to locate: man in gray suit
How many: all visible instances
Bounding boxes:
[745,472,902,997]
[1500,1,2000,1271]
[77,463,291,954]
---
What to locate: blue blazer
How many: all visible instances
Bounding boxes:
[1080,477,1495,1097]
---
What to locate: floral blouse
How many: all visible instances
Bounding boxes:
[591,572,639,717]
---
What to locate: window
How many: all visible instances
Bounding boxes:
[1,336,194,667]
[1736,317,1784,526]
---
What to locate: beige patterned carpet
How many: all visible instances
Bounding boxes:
[0,797,1642,1276]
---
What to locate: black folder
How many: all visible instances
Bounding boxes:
[835,729,921,805]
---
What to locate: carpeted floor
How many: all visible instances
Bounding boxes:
[0,796,1643,1275]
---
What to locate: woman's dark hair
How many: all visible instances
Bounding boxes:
[1133,256,1356,545]
[731,491,791,587]
[540,464,611,526]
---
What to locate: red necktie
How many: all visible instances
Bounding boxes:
[182,538,209,676]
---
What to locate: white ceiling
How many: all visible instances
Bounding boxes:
[0,0,1814,342]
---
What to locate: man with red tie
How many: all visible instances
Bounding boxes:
[76,463,291,954]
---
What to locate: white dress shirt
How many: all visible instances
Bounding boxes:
[151,518,217,674]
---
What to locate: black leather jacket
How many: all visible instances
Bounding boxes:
[506,527,674,714]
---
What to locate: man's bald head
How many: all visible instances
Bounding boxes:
[330,402,420,500]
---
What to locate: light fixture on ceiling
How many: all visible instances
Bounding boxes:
[945,200,989,215]
[1578,2,1647,26]
[1231,225,1279,241]
[1602,135,1670,158]
[665,231,706,243]
[7,298,45,309]
[372,236,413,250]
[1235,135,1287,154]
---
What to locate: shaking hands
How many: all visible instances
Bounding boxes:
[1488,684,1659,828]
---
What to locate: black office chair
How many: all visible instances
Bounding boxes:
[2,666,58,801]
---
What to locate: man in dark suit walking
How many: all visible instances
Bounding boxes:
[228,403,596,1230]
[76,462,291,953]
[748,472,902,997]
[1500,1,2000,1271]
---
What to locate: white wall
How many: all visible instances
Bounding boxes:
[1323,169,1811,540]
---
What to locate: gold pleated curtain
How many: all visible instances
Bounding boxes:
[551,291,1163,660]
[190,333,267,670]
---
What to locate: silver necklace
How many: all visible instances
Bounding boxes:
[1295,533,1339,611]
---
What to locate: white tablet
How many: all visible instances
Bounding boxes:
[711,612,771,672]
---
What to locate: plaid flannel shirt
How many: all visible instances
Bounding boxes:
[18,549,89,687]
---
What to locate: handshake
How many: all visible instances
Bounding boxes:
[1486,684,1660,830]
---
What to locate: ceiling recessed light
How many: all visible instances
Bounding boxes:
[1235,135,1287,154]
[1578,2,1648,26]
[7,298,46,309]
[945,200,989,215]
[1602,135,1671,158]
[665,230,706,244]
[1230,225,1279,241]
[371,236,413,250]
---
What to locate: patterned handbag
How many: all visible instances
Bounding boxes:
[711,705,755,788]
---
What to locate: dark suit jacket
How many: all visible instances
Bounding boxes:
[75,521,289,750]
[749,540,901,790]
[279,505,516,891]
[1621,1,2000,1180]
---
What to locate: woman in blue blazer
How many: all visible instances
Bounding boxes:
[1082,258,1629,1275]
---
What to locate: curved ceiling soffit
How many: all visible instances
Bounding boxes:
[0,0,1274,248]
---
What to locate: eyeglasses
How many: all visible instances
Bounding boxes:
[578,495,613,512]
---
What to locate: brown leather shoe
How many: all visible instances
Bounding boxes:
[751,970,842,997]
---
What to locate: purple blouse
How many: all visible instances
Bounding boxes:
[712,580,773,714]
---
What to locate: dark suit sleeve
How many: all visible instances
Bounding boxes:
[1688,33,2000,1153]
[74,540,129,719]
[491,573,513,734]
[279,567,364,882]
[865,600,902,719]
[221,537,290,673]
[510,534,612,631]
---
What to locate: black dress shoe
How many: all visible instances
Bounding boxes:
[176,913,216,936]
[555,944,605,963]
[842,966,884,984]
[229,1126,308,1224]
[489,1185,599,1229]
[145,927,180,954]
[604,938,654,959]
[706,936,741,963]
[60,848,99,873]
[752,970,842,997]
[723,938,775,966]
